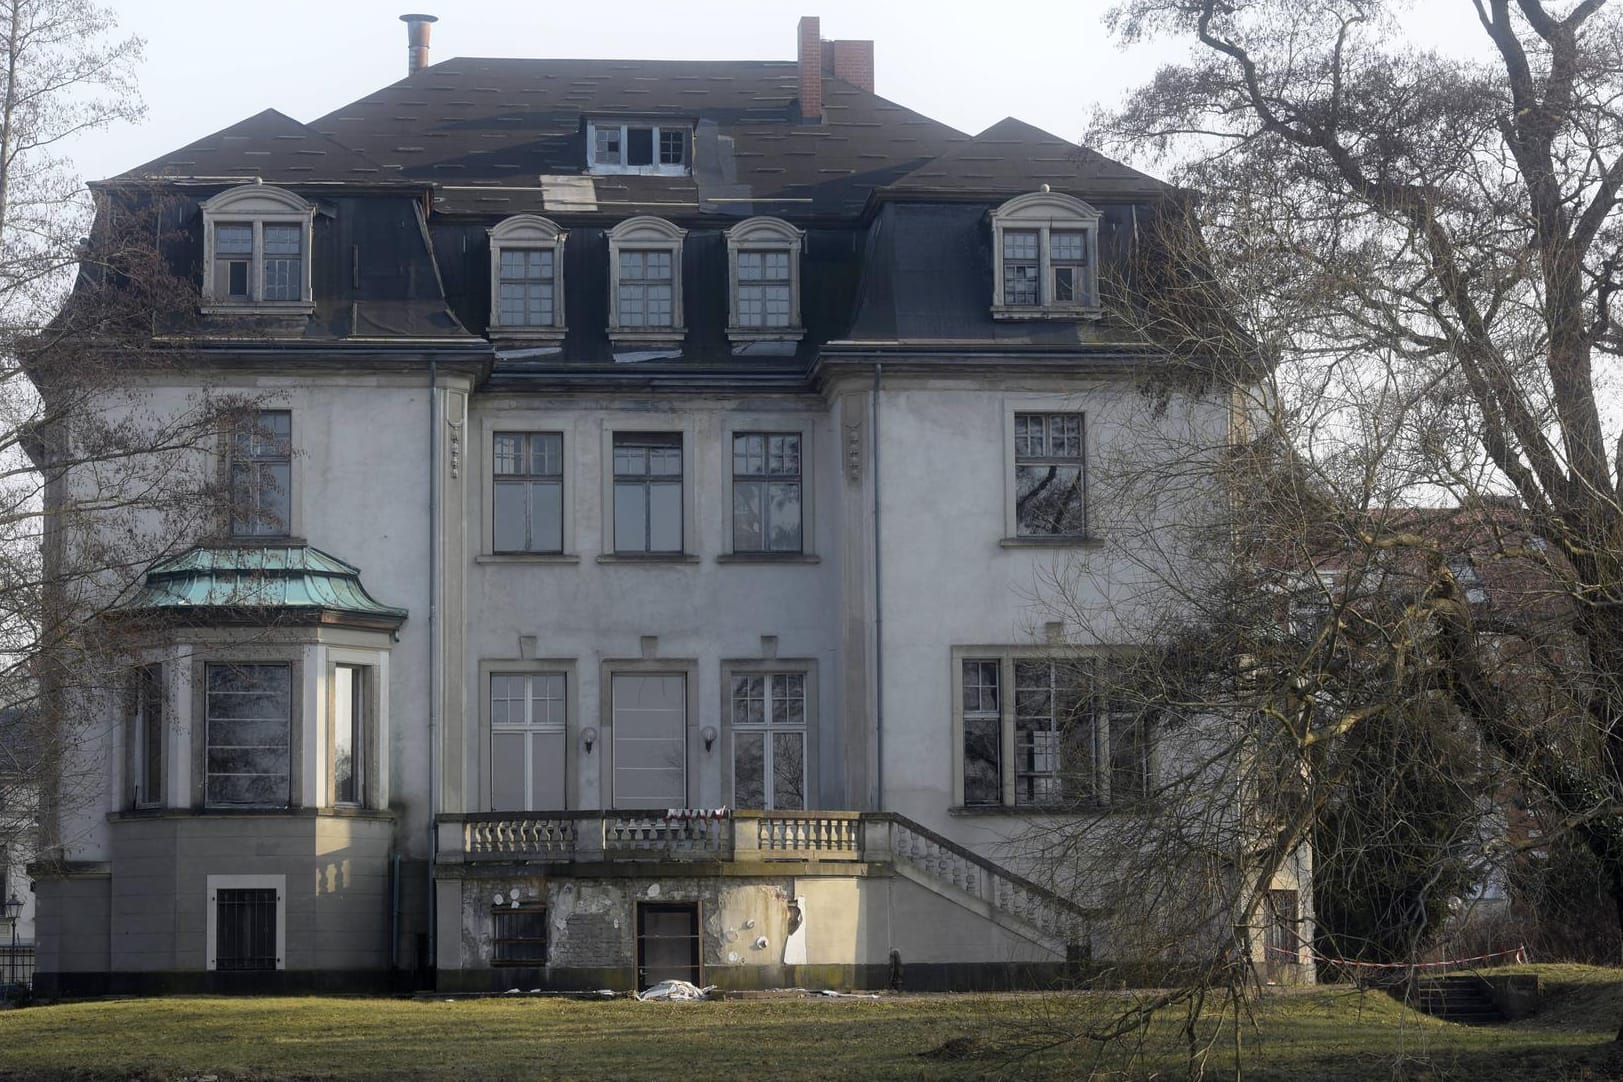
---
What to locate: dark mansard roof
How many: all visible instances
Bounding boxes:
[96,57,1180,368]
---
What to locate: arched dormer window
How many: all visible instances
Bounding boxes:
[200,184,316,314]
[725,216,805,343]
[990,190,1101,320]
[488,215,567,342]
[607,216,686,345]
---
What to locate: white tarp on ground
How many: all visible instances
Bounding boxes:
[635,980,714,1001]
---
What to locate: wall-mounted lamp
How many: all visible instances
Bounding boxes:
[701,726,718,752]
[582,726,598,753]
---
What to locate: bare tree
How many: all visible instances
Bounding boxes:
[1006,0,1623,1056]
[0,2,241,886]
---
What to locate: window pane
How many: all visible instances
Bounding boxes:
[731,675,765,727]
[263,225,301,255]
[216,224,252,254]
[493,482,528,552]
[734,732,765,808]
[1051,231,1086,262]
[595,125,622,164]
[490,731,528,810]
[334,665,358,805]
[627,126,654,166]
[530,481,563,553]
[1016,464,1086,536]
[1004,230,1038,260]
[767,482,801,551]
[612,674,686,809]
[773,732,806,809]
[648,482,682,552]
[206,664,290,808]
[732,480,763,552]
[964,716,1001,805]
[659,129,686,165]
[614,482,648,552]
[531,731,566,808]
[1004,263,1038,305]
[774,674,805,725]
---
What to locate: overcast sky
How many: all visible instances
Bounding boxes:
[70,1,1488,186]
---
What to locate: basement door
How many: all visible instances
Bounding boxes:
[637,902,701,990]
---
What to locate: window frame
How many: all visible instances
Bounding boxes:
[950,647,1154,811]
[203,661,294,810]
[607,217,687,345]
[227,408,294,539]
[1002,399,1089,545]
[729,430,805,556]
[130,662,165,809]
[492,430,566,555]
[206,873,285,972]
[491,904,549,966]
[724,216,805,343]
[587,120,692,176]
[199,185,316,315]
[487,215,567,342]
[723,660,818,811]
[599,659,699,811]
[478,658,578,812]
[989,191,1102,321]
[1012,410,1087,540]
[603,423,693,559]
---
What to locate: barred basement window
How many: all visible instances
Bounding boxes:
[215,888,278,971]
[493,905,549,965]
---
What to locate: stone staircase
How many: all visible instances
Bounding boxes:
[1407,975,1505,1025]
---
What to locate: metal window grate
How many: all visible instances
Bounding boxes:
[215,888,277,971]
[492,907,548,965]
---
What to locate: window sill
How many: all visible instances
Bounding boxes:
[999,536,1103,549]
[488,326,566,344]
[476,553,581,565]
[726,327,805,343]
[201,302,316,317]
[990,304,1102,322]
[949,803,1120,816]
[608,329,687,346]
[716,552,820,565]
[596,553,701,565]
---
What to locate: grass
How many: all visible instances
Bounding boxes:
[3,967,1623,1080]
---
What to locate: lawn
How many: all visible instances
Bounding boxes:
[4,967,1623,1081]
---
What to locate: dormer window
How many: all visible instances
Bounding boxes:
[990,191,1102,320]
[487,215,567,342]
[200,184,316,315]
[725,217,805,345]
[588,120,691,175]
[607,216,686,345]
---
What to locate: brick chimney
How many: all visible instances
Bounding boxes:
[829,39,875,94]
[400,14,438,77]
[797,16,823,122]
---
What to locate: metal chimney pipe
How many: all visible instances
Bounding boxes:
[399,14,438,76]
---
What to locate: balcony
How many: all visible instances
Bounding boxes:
[437,809,865,865]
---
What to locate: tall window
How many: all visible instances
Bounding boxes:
[490,673,566,810]
[607,217,685,341]
[332,665,366,806]
[230,410,292,538]
[726,217,804,342]
[990,190,1101,319]
[737,251,792,328]
[612,673,687,809]
[730,672,807,809]
[487,215,566,338]
[132,663,163,808]
[1014,412,1085,538]
[617,250,675,328]
[1013,659,1089,806]
[961,660,1001,807]
[1002,230,1040,306]
[493,432,564,554]
[499,249,555,327]
[613,433,683,554]
[957,653,1152,809]
[206,663,291,808]
[732,433,802,553]
[200,184,315,312]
